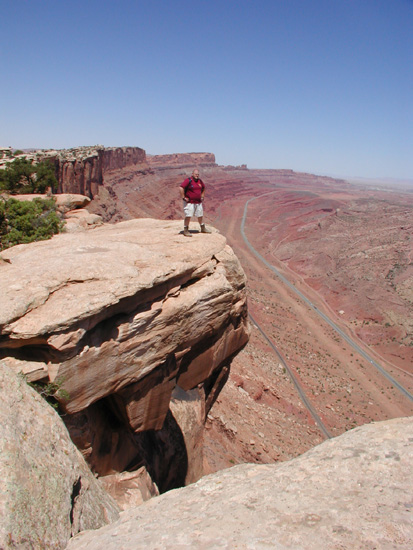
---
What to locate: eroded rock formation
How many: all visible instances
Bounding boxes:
[33,146,147,197]
[66,416,413,549]
[0,218,248,496]
[11,146,218,205]
[1,192,104,234]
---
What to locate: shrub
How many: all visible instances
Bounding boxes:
[31,377,70,410]
[0,197,64,250]
[18,372,69,411]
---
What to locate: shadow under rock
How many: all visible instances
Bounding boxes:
[130,409,188,494]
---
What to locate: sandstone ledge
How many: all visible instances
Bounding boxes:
[67,416,413,549]
[0,219,248,480]
[0,218,247,408]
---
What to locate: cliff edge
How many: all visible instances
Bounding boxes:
[0,219,249,496]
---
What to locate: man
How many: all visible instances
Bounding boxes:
[179,169,211,237]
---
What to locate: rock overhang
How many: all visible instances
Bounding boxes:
[0,218,249,429]
[1,219,232,337]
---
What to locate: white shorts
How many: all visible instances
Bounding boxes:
[183,201,203,218]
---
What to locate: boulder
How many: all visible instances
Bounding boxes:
[66,416,413,549]
[54,193,91,210]
[64,209,103,232]
[0,363,120,550]
[99,468,159,510]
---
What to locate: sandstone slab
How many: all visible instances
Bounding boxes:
[0,218,248,479]
[64,209,103,232]
[67,417,413,549]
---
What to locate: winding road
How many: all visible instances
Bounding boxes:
[241,193,413,404]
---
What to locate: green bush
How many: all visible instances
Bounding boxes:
[0,197,64,250]
[18,372,69,411]
[0,157,58,194]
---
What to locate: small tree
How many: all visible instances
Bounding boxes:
[32,160,57,193]
[0,158,58,194]
[0,199,7,240]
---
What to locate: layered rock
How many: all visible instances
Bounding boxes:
[0,362,120,549]
[0,219,248,490]
[35,146,147,197]
[66,416,413,549]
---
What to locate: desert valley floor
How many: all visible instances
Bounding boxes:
[88,161,413,474]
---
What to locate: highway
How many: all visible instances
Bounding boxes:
[241,193,413,403]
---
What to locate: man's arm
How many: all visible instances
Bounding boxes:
[180,180,189,201]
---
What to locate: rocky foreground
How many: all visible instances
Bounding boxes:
[66,416,413,549]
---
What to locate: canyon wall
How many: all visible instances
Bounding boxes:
[36,146,147,197]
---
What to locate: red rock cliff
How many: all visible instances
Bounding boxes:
[38,146,147,198]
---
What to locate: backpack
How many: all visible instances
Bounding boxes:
[184,177,203,193]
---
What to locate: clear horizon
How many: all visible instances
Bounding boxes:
[1,0,412,180]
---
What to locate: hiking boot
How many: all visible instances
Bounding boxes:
[183,228,192,237]
[200,224,211,234]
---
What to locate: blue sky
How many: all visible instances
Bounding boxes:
[1,0,412,179]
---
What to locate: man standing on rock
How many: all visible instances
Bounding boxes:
[179,169,211,237]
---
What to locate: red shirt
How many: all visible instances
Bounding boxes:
[180,177,205,203]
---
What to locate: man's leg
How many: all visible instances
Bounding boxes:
[183,201,193,237]
[198,216,211,233]
[183,216,192,237]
